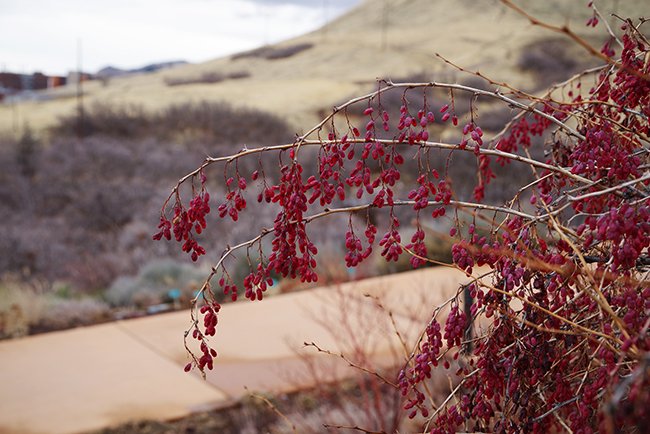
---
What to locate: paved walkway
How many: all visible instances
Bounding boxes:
[0,267,476,434]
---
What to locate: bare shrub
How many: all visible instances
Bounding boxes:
[29,297,111,333]
[0,136,200,289]
[477,105,516,132]
[265,43,314,60]
[0,99,294,292]
[15,126,39,178]
[227,70,252,80]
[156,100,292,145]
[164,70,250,86]
[517,37,597,89]
[231,43,314,61]
[166,71,226,86]
[51,100,293,145]
[0,281,111,337]
[0,282,45,338]
[52,103,151,138]
[66,254,126,292]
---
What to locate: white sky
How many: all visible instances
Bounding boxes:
[0,0,360,76]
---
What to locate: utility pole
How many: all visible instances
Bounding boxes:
[322,0,329,42]
[381,0,389,51]
[76,38,84,137]
[463,284,473,355]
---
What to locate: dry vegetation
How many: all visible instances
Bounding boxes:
[90,378,414,434]
[164,71,251,87]
[1,0,646,136]
[0,101,296,336]
[230,42,314,61]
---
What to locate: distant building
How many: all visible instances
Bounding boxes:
[0,71,73,100]
[0,72,23,92]
[47,76,67,88]
[31,72,49,90]
[67,71,94,84]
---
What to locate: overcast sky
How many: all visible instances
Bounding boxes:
[0,0,361,76]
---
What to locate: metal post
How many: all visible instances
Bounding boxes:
[463,284,473,355]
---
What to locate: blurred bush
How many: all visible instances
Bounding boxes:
[476,105,515,133]
[52,100,292,144]
[165,71,250,86]
[231,42,313,61]
[517,37,597,89]
[30,298,111,334]
[0,100,294,293]
[0,281,111,338]
[105,259,208,308]
[158,100,291,145]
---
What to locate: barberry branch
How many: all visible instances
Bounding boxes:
[156,5,650,431]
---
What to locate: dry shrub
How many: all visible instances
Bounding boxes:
[517,37,598,89]
[0,283,41,339]
[338,73,475,129]
[231,43,313,61]
[0,136,197,290]
[92,378,438,434]
[66,254,126,292]
[52,100,292,144]
[477,105,516,132]
[157,101,292,145]
[29,298,111,334]
[52,103,150,138]
[0,281,111,338]
[164,70,250,87]
[0,101,293,292]
[105,259,207,307]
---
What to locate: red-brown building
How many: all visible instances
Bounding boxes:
[0,71,70,100]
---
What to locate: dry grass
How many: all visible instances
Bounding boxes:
[0,280,111,338]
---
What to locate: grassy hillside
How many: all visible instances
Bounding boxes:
[1,0,648,138]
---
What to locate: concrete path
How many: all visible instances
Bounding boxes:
[0,267,477,434]
[0,323,226,434]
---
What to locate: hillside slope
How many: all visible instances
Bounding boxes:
[1,0,647,137]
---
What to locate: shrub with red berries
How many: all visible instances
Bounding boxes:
[156,3,649,432]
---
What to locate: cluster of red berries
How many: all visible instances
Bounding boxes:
[184,301,220,372]
[379,221,403,262]
[398,319,443,419]
[153,190,209,261]
[344,223,376,267]
[217,176,247,222]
